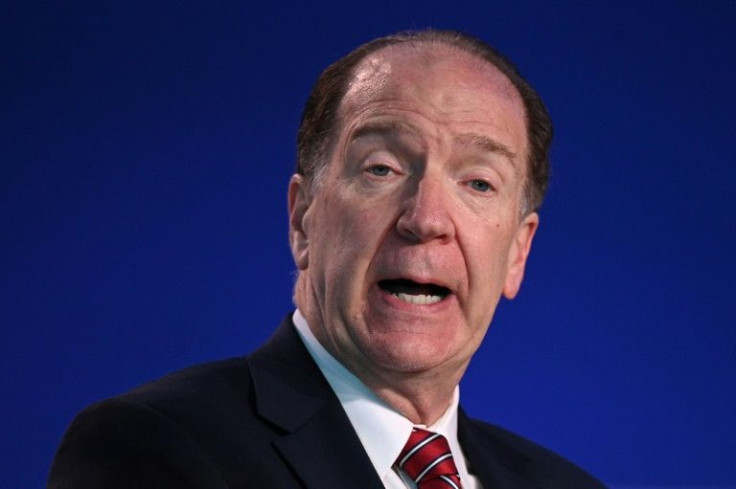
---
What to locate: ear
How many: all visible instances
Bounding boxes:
[288,174,312,270]
[502,211,539,300]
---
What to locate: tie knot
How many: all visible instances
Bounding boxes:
[397,428,463,489]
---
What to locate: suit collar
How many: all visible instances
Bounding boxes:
[247,315,384,489]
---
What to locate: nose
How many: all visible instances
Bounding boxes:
[396,174,455,243]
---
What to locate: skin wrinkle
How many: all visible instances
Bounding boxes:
[344,76,523,174]
[340,108,520,202]
[351,121,517,183]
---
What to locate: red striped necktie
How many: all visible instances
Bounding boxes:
[397,427,463,489]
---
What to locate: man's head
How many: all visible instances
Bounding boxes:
[288,30,550,414]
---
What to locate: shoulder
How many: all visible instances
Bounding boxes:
[48,317,318,489]
[48,357,262,489]
[118,356,253,420]
[460,413,607,488]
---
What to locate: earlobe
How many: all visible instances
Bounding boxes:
[502,212,539,299]
[288,174,311,270]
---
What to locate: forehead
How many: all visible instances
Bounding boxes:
[337,43,527,156]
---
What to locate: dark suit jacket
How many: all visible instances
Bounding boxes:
[48,315,606,488]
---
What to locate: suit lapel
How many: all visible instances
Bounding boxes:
[248,316,384,489]
[458,408,536,488]
[273,402,384,489]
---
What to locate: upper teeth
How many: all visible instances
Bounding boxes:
[393,292,443,305]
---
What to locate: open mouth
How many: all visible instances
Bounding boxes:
[378,279,451,305]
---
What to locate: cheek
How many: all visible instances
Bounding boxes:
[464,224,515,295]
[336,197,391,248]
[315,202,384,287]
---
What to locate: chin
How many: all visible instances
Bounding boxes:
[361,333,456,373]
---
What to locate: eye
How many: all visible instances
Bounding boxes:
[469,179,493,192]
[366,164,392,177]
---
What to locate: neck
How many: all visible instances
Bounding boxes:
[366,372,462,425]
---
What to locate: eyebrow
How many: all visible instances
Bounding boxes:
[454,133,517,161]
[350,120,423,142]
[350,121,518,171]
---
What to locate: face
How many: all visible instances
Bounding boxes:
[289,44,538,383]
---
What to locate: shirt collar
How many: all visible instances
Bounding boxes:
[292,309,463,481]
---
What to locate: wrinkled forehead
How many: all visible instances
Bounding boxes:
[335,43,528,173]
[342,42,524,116]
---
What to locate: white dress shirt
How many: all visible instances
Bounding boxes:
[293,310,481,489]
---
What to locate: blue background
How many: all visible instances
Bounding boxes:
[2,1,735,487]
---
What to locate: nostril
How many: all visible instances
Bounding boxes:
[396,209,454,243]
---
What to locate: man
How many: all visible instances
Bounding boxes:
[49,30,605,488]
